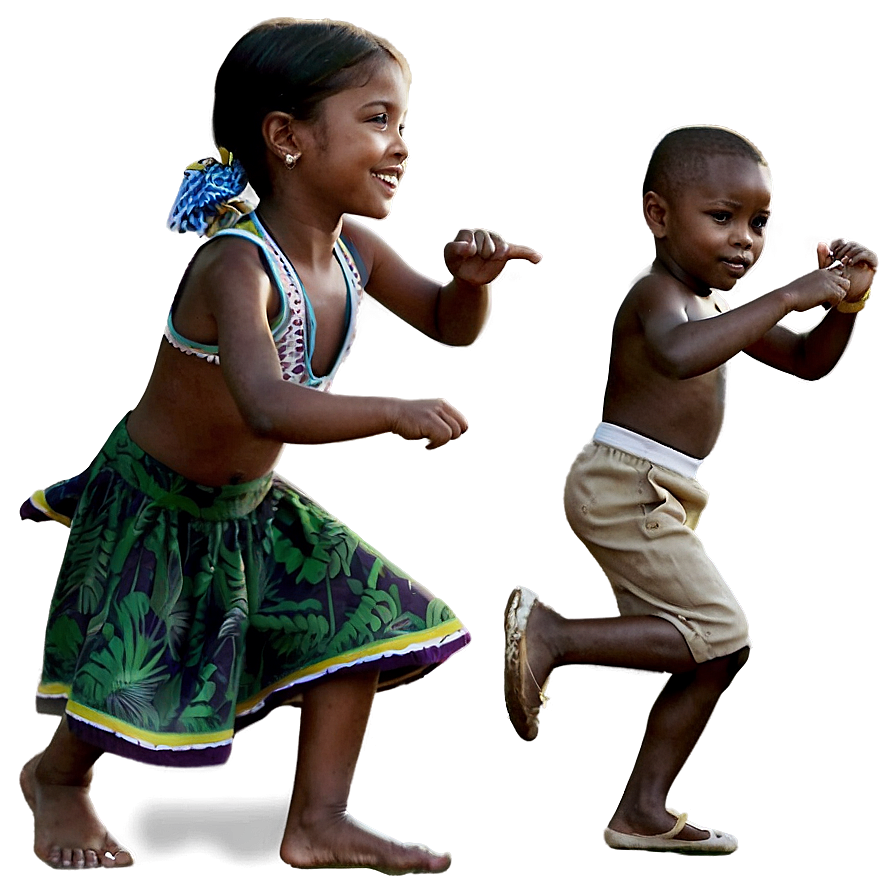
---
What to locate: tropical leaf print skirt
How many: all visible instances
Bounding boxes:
[24,418,470,766]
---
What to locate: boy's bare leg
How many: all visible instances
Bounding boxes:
[609,646,749,840]
[21,717,133,868]
[280,667,451,874]
[522,601,748,841]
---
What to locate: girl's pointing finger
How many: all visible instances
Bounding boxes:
[507,243,542,264]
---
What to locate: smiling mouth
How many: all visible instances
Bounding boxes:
[373,172,399,189]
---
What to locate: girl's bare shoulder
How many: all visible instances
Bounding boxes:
[178,236,274,314]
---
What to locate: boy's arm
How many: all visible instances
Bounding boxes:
[745,240,877,379]
[639,261,849,379]
[343,220,541,346]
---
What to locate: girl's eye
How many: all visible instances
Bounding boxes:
[709,211,731,223]
[368,113,405,135]
[752,215,769,230]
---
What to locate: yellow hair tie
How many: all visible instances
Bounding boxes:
[835,289,870,314]
[184,147,235,172]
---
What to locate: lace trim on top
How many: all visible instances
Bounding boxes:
[164,213,364,391]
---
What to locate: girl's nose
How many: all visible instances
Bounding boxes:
[393,132,409,163]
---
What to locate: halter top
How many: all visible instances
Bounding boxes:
[164,213,368,391]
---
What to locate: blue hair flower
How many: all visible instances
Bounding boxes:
[167,148,256,237]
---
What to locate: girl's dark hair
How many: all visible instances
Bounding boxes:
[213,18,409,197]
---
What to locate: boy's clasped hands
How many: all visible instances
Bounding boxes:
[787,239,877,312]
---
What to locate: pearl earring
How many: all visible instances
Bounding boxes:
[284,153,298,169]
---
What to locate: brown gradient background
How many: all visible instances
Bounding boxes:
[3,1,890,891]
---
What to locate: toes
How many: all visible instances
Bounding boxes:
[398,845,451,875]
[101,846,134,868]
[41,842,132,869]
[426,850,451,873]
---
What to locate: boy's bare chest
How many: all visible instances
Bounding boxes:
[689,294,725,320]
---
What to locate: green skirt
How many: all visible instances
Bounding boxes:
[26,418,469,766]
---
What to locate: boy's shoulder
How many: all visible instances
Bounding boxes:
[616,264,700,323]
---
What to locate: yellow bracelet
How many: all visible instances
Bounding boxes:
[835,289,870,314]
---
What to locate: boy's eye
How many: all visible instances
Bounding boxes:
[752,215,769,230]
[709,211,731,223]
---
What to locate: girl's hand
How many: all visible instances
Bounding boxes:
[823,239,878,302]
[444,229,541,286]
[389,398,468,449]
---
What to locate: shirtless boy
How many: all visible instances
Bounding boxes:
[503,126,877,854]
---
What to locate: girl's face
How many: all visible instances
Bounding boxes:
[294,58,410,221]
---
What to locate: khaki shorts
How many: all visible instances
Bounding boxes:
[564,440,749,663]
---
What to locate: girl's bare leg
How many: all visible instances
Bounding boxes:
[20,717,133,869]
[522,601,749,840]
[279,667,450,874]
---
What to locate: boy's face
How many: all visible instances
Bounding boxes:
[658,155,772,293]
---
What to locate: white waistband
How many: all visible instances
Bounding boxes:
[593,422,703,479]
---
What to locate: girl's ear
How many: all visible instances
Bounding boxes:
[643,191,669,237]
[262,111,304,166]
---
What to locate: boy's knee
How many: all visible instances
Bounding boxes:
[726,645,750,680]
[689,644,748,692]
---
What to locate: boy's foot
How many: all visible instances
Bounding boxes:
[280,812,451,874]
[504,587,553,741]
[604,811,737,855]
[20,754,133,869]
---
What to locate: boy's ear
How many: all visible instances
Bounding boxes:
[643,191,670,238]
[262,111,306,164]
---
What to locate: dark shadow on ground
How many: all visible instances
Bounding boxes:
[134,800,287,857]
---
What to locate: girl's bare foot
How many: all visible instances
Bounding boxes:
[20,753,133,869]
[280,811,450,874]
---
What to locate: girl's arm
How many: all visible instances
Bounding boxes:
[744,240,877,379]
[343,220,540,345]
[203,239,467,449]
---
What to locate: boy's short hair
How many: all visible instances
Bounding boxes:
[643,126,767,198]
